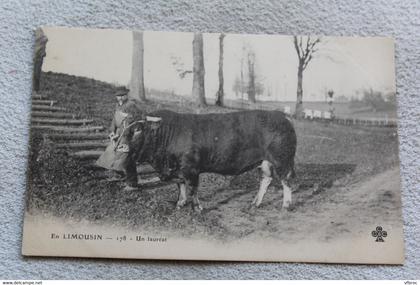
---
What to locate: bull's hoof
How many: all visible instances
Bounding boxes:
[250,198,262,208]
[255,201,263,207]
[107,176,124,182]
[123,185,139,192]
[248,204,258,214]
[176,201,186,210]
[193,204,203,213]
[282,201,293,211]
[251,196,258,205]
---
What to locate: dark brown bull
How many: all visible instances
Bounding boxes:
[123,109,297,212]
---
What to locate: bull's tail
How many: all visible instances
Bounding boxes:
[289,166,296,179]
[287,161,296,179]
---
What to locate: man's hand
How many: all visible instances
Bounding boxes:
[108,132,118,141]
[116,144,129,153]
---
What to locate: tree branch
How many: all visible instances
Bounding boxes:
[293,36,301,59]
[294,36,322,71]
[179,70,193,79]
[302,54,312,70]
[299,36,305,58]
[308,37,321,52]
[304,36,311,57]
[302,36,321,70]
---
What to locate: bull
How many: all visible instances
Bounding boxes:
[121,109,297,212]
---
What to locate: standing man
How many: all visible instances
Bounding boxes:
[96,87,142,191]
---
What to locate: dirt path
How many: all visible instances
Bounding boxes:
[197,167,402,243]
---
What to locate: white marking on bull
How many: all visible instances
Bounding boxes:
[252,160,273,207]
[176,183,187,209]
[281,180,292,209]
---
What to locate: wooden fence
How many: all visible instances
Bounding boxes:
[219,99,398,128]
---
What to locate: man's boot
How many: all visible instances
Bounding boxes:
[123,159,139,191]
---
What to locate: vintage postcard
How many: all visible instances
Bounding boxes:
[22,26,404,264]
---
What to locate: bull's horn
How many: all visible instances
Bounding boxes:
[146,116,162,122]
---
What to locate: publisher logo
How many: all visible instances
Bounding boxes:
[372,226,387,242]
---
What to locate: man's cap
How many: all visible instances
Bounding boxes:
[115,88,129,97]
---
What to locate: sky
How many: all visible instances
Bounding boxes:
[42,27,396,102]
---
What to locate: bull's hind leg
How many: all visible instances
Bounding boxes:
[189,175,203,213]
[176,182,187,209]
[191,185,203,212]
[280,170,294,209]
[281,179,292,209]
[252,160,273,207]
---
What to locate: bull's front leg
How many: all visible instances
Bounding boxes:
[176,182,188,209]
[179,148,202,212]
[189,175,202,213]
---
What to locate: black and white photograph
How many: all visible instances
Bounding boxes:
[22,26,404,264]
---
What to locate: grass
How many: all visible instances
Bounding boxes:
[26,72,401,240]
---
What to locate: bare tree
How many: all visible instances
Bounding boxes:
[192,33,206,107]
[129,30,146,101]
[215,33,225,107]
[233,47,264,104]
[33,28,48,92]
[247,50,256,103]
[232,77,244,97]
[240,52,244,101]
[293,35,321,118]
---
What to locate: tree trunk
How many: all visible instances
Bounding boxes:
[247,55,256,103]
[33,28,48,92]
[248,78,256,103]
[292,36,321,118]
[215,33,225,107]
[129,30,146,101]
[240,59,244,101]
[192,33,206,107]
[295,65,304,118]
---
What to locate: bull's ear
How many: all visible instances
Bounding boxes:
[146,116,162,130]
[132,120,145,131]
